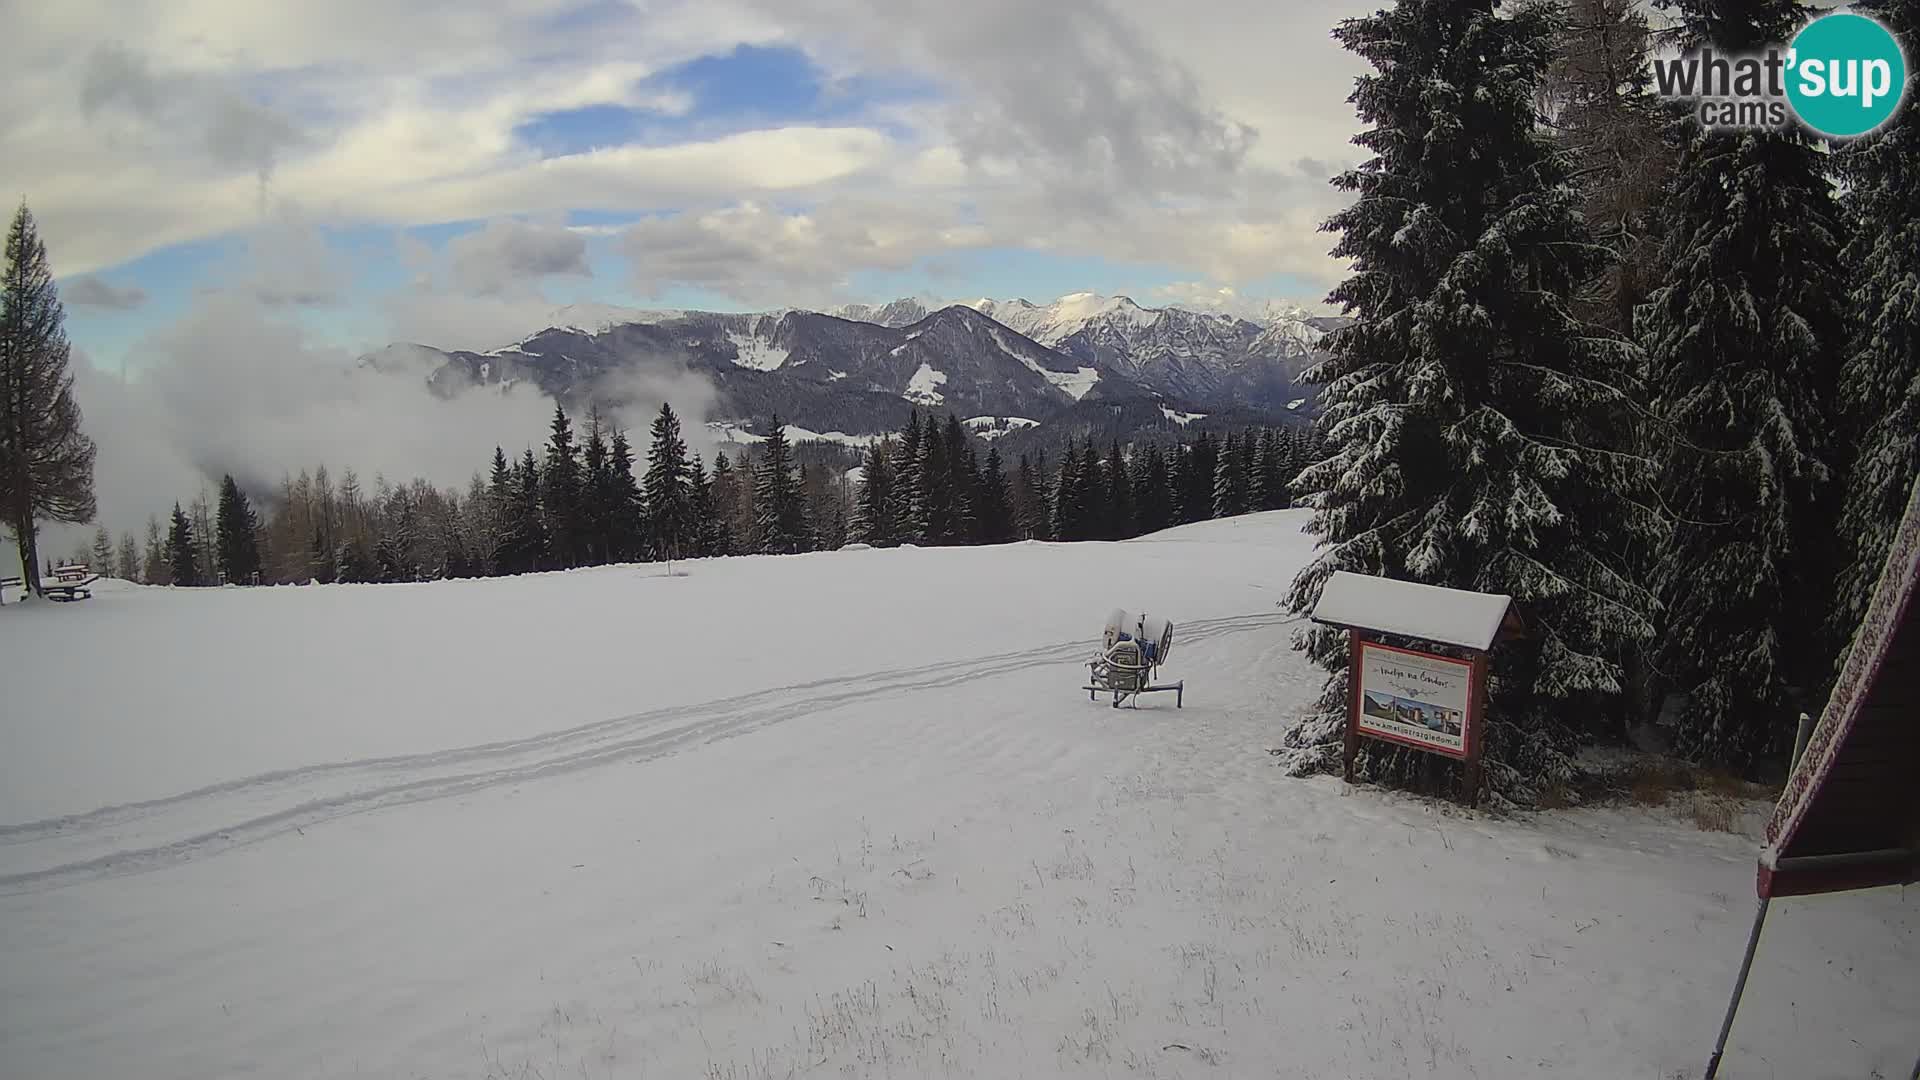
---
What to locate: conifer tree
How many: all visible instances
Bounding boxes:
[1282,0,1661,801]
[167,502,198,586]
[1542,0,1677,333]
[190,488,217,585]
[1639,0,1852,768]
[143,514,168,585]
[116,530,138,582]
[1180,433,1219,523]
[1052,445,1084,541]
[542,404,581,568]
[609,430,644,561]
[1828,0,1920,655]
[1213,432,1246,519]
[851,439,894,546]
[581,414,614,566]
[889,411,925,543]
[1075,439,1105,539]
[688,452,714,558]
[1256,429,1288,511]
[215,474,262,584]
[643,401,693,563]
[1133,442,1174,535]
[976,447,1015,545]
[90,525,112,573]
[753,414,805,553]
[1,201,97,595]
[915,420,956,544]
[1106,440,1134,539]
[707,450,739,557]
[1013,453,1044,540]
[942,414,976,544]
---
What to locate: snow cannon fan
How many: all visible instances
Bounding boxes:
[1085,609,1183,709]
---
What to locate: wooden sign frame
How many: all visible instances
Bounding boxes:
[1342,630,1491,804]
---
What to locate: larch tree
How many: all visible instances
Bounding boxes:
[90,525,112,573]
[1280,0,1661,804]
[0,201,97,594]
[116,530,138,582]
[1639,0,1853,770]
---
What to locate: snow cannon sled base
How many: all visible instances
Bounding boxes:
[1084,609,1184,709]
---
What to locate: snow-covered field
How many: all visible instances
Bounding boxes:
[2,512,1914,1079]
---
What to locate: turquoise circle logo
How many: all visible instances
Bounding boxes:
[1786,12,1909,137]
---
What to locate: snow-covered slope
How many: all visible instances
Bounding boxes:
[8,515,1908,1080]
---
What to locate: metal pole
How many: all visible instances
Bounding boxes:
[1909,1049,1918,1080]
[1703,713,1817,1079]
[1791,712,1816,773]
[1703,896,1772,1080]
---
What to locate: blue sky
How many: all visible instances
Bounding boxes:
[20,0,1365,373]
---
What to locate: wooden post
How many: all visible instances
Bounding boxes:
[1344,629,1362,784]
[1465,649,1490,806]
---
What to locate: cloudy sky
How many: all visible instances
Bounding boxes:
[7,0,1380,551]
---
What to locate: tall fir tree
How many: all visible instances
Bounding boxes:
[707,450,739,557]
[1133,442,1175,535]
[1255,429,1288,511]
[915,418,956,544]
[1213,432,1247,519]
[581,413,614,566]
[1,201,97,594]
[1639,0,1852,769]
[1180,433,1220,524]
[1052,445,1085,541]
[167,502,198,587]
[688,453,715,558]
[753,414,806,554]
[215,474,262,584]
[609,430,645,561]
[1075,439,1106,540]
[1013,453,1045,540]
[1105,440,1134,539]
[851,439,895,546]
[542,404,582,568]
[976,447,1015,545]
[1281,0,1661,803]
[644,401,694,562]
[942,414,976,544]
[1827,0,1920,657]
[889,411,926,543]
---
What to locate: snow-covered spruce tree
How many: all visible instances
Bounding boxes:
[541,405,582,568]
[1639,0,1852,770]
[1280,0,1660,805]
[609,431,645,561]
[1827,0,1920,658]
[1132,443,1175,534]
[888,411,925,544]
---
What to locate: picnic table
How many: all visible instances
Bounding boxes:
[0,566,100,602]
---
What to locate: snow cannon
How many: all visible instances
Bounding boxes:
[1086,609,1183,709]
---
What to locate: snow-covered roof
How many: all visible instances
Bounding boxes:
[1308,571,1514,651]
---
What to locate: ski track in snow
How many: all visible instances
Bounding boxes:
[0,612,1302,896]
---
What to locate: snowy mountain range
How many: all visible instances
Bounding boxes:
[364,293,1347,447]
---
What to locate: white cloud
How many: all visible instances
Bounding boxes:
[448,219,591,295]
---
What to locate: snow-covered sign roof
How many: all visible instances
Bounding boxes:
[1309,571,1515,652]
[1758,473,1920,899]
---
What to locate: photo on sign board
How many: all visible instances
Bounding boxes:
[1355,643,1473,756]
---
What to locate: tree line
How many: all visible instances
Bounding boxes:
[90,403,1328,587]
[1273,0,1920,804]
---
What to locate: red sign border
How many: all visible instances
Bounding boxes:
[1345,631,1490,799]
